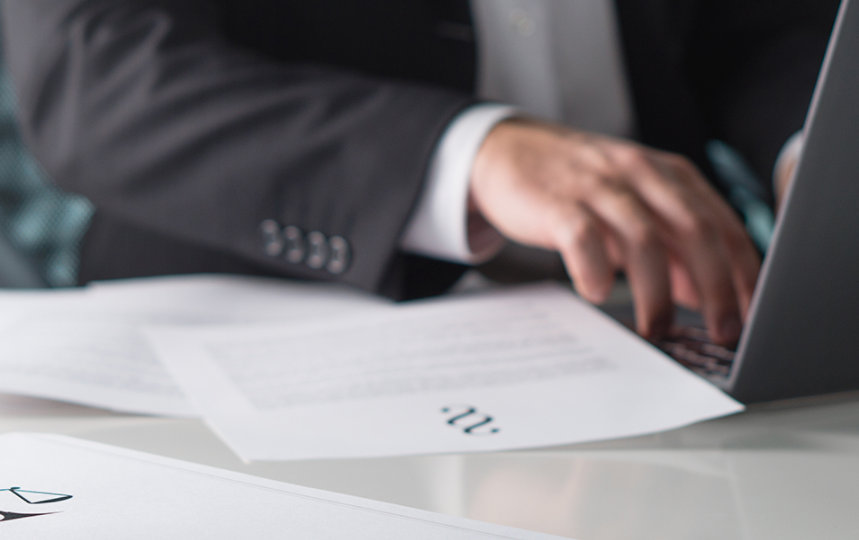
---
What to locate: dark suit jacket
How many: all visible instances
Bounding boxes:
[1,0,838,299]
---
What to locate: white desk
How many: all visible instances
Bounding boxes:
[3,391,859,539]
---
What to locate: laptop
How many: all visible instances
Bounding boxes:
[650,0,859,403]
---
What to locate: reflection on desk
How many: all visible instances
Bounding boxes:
[2,392,859,539]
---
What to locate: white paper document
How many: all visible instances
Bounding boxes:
[0,275,387,416]
[0,433,563,539]
[146,283,743,461]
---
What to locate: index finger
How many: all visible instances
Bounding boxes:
[587,185,674,339]
[638,155,760,343]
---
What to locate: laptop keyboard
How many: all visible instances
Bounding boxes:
[653,326,736,379]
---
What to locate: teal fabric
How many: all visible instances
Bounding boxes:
[707,140,775,253]
[0,37,93,288]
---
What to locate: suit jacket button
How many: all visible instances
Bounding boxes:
[305,231,329,269]
[326,236,351,275]
[283,226,305,263]
[260,219,284,256]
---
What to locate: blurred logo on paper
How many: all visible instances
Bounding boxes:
[0,487,73,523]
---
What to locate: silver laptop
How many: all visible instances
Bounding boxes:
[655,0,859,403]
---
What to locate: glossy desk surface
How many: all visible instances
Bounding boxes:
[2,390,859,540]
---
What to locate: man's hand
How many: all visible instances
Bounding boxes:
[774,151,799,211]
[470,118,761,345]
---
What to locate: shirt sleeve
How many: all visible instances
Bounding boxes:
[399,103,517,264]
[773,131,805,187]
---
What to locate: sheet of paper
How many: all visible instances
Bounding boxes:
[0,433,564,539]
[146,283,743,461]
[0,275,387,416]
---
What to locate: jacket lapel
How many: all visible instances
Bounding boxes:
[613,0,712,171]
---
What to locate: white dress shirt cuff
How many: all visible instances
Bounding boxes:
[400,103,517,264]
[774,130,805,188]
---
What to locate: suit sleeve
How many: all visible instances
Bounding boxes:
[0,0,476,297]
[687,0,840,201]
